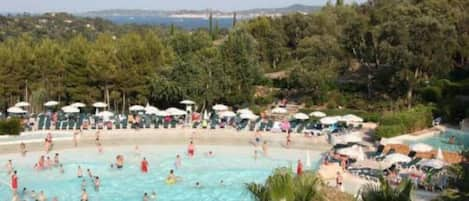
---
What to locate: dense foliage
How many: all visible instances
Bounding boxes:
[359,177,413,201]
[375,105,433,138]
[0,118,22,135]
[0,0,468,125]
[246,168,353,201]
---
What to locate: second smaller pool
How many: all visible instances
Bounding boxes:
[404,129,469,152]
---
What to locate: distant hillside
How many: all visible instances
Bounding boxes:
[0,12,119,40]
[80,4,321,19]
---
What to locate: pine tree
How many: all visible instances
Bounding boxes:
[232,12,237,27]
[208,12,213,37]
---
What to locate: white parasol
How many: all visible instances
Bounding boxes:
[7,107,27,114]
[155,110,170,117]
[97,111,114,117]
[129,105,145,111]
[271,107,287,114]
[320,116,341,125]
[44,101,59,107]
[166,108,186,116]
[237,108,253,114]
[92,102,107,108]
[293,113,309,120]
[384,153,411,164]
[240,113,258,120]
[410,143,433,152]
[212,104,228,111]
[341,114,364,123]
[145,106,159,115]
[418,159,446,169]
[220,111,236,118]
[309,111,326,118]
[62,106,80,113]
[180,100,195,105]
[71,102,86,108]
[15,101,30,107]
[436,148,444,160]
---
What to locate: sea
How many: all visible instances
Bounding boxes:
[103,16,235,29]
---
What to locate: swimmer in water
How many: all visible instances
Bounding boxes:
[97,142,103,153]
[31,190,37,200]
[254,131,261,146]
[45,156,52,168]
[195,181,202,188]
[11,191,19,201]
[262,141,268,156]
[141,157,149,173]
[143,192,150,201]
[87,169,93,178]
[167,169,180,182]
[54,153,60,166]
[38,190,47,201]
[20,142,27,156]
[449,136,455,144]
[81,189,88,201]
[175,154,182,169]
[150,191,157,200]
[11,170,18,192]
[134,145,141,157]
[77,166,83,178]
[6,159,13,174]
[116,155,124,169]
[81,179,86,190]
[94,176,100,192]
[220,180,224,186]
[59,164,64,174]
[205,151,215,157]
[38,156,45,170]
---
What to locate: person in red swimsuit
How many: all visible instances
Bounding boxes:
[141,157,149,173]
[11,170,18,192]
[296,160,303,175]
[187,141,195,158]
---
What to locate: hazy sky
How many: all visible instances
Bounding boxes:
[0,0,361,13]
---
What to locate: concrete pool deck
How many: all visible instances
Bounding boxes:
[0,128,332,154]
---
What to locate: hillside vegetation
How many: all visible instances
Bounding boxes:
[0,0,468,135]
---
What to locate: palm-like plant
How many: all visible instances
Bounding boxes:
[246,168,324,201]
[359,177,413,201]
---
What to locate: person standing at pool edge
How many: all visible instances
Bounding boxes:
[297,160,303,175]
[188,141,195,158]
[141,157,149,173]
[11,170,18,192]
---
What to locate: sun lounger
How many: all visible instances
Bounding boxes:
[171,120,177,128]
[265,120,273,131]
[68,119,76,129]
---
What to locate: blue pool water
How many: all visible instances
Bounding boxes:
[0,145,321,200]
[404,129,469,152]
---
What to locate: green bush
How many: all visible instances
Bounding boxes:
[420,86,442,102]
[375,105,433,138]
[375,125,406,138]
[254,95,273,106]
[0,118,22,135]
